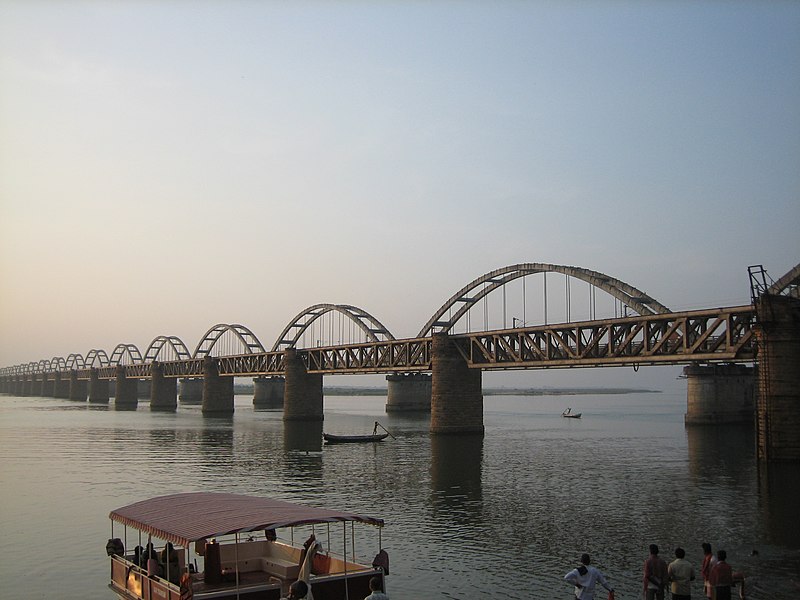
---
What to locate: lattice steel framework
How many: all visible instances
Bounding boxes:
[271,304,396,351]
[66,353,85,369]
[109,344,143,366]
[85,349,110,368]
[144,336,192,362]
[418,263,670,337]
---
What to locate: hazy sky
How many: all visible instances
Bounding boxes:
[1,1,798,390]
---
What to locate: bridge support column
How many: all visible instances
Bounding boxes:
[41,375,51,397]
[755,294,800,461]
[386,373,431,412]
[69,371,88,401]
[114,366,138,407]
[430,333,484,435]
[283,349,323,421]
[88,369,110,403]
[202,357,234,414]
[20,377,31,397]
[179,378,203,404]
[684,364,755,425]
[253,376,284,409]
[54,372,70,399]
[150,362,177,411]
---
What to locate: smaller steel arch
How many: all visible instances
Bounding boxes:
[27,361,39,374]
[271,303,396,351]
[144,335,192,362]
[768,262,800,296]
[50,357,67,371]
[65,353,85,370]
[85,349,110,368]
[193,324,266,358]
[38,359,51,373]
[109,344,143,366]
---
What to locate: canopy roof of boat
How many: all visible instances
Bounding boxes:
[110,492,384,548]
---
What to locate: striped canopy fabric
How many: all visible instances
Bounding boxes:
[110,492,384,548]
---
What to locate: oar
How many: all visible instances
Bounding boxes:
[375,421,396,439]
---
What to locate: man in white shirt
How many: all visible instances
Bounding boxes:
[564,554,614,600]
[668,547,696,600]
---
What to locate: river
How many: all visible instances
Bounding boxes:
[0,389,798,599]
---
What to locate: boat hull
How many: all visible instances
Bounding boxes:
[323,433,388,443]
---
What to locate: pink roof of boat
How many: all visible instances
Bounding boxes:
[110,492,384,547]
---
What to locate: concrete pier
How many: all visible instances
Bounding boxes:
[40,375,50,397]
[202,357,234,414]
[386,373,431,412]
[150,362,177,411]
[253,376,284,409]
[20,377,31,397]
[179,378,203,404]
[283,349,323,421]
[88,368,110,404]
[684,363,755,425]
[755,294,800,462]
[68,371,88,401]
[114,366,138,407]
[430,333,484,435]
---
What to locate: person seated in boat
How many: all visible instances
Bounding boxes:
[132,545,144,567]
[285,580,308,599]
[161,542,180,584]
[265,528,277,541]
[364,576,389,599]
[142,542,161,577]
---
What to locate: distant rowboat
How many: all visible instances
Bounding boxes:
[561,408,582,419]
[323,421,395,444]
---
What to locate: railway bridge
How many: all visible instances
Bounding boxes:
[2,262,798,461]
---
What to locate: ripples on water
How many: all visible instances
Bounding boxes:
[1,392,799,599]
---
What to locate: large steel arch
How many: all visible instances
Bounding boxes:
[193,324,265,358]
[85,349,110,368]
[109,344,143,366]
[271,303,396,351]
[144,335,192,362]
[418,263,671,337]
[37,359,50,373]
[65,353,85,369]
[50,356,67,371]
[27,361,39,374]
[768,262,800,296]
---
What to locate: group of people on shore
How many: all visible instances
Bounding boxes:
[564,543,743,599]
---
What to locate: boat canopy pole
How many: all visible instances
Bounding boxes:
[343,522,349,600]
[234,532,241,599]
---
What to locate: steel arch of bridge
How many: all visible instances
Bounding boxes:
[271,303,396,351]
[66,353,85,369]
[50,356,66,371]
[193,324,265,358]
[85,349,110,368]
[768,262,800,296]
[109,344,143,366]
[144,336,192,362]
[418,263,670,337]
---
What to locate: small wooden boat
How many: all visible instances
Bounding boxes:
[323,421,395,444]
[107,492,387,600]
[562,407,582,419]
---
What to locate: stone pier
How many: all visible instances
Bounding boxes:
[283,349,323,421]
[684,363,755,425]
[114,366,139,407]
[755,294,800,461]
[202,357,234,414]
[150,362,177,411]
[430,333,484,435]
[179,378,203,404]
[386,373,431,412]
[69,371,88,401]
[253,376,285,409]
[54,372,70,399]
[88,369,110,404]
[20,377,31,397]
[40,375,50,397]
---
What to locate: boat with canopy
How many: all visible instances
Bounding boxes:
[107,492,388,600]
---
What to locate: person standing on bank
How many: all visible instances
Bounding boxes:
[701,543,717,599]
[668,547,696,600]
[708,550,734,600]
[643,544,669,600]
[564,554,614,600]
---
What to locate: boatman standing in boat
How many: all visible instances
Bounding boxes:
[564,554,614,600]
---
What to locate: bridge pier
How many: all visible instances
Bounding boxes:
[253,376,284,409]
[41,375,51,397]
[430,333,484,435]
[114,366,139,407]
[386,373,431,412]
[202,357,234,414]
[179,378,203,404]
[20,377,32,397]
[684,363,755,425]
[69,371,88,401]
[755,294,800,462]
[283,349,323,421]
[88,369,110,403]
[150,362,177,411]
[54,372,70,399]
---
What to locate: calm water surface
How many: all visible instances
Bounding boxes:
[1,390,798,599]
